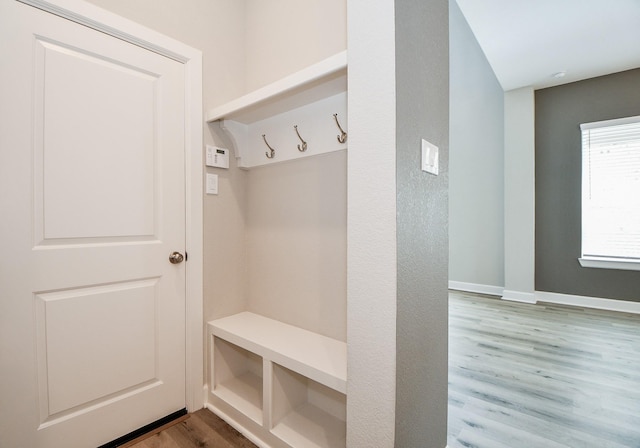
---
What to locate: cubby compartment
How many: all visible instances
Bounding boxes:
[271,363,346,448]
[212,337,263,425]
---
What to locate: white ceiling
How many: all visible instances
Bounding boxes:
[455,0,640,91]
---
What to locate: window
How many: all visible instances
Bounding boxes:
[580,115,640,271]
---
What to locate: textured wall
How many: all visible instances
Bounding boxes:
[346,0,398,446]
[535,68,640,301]
[449,0,504,290]
[395,0,450,446]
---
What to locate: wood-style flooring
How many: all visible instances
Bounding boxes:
[449,290,640,448]
[125,408,256,448]
[128,291,640,447]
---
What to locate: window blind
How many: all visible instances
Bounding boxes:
[581,116,640,260]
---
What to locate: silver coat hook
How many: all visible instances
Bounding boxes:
[262,134,275,159]
[333,113,347,144]
[294,125,307,152]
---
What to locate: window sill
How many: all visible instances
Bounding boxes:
[578,257,640,271]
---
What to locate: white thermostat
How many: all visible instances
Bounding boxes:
[206,145,229,169]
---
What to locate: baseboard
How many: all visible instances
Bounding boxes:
[448,281,503,296]
[203,384,271,448]
[204,402,272,448]
[501,290,536,304]
[535,291,640,315]
[450,279,640,315]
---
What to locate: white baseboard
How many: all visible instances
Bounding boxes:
[501,289,536,304]
[204,402,272,448]
[449,280,640,315]
[203,385,272,448]
[448,281,503,296]
[535,291,640,315]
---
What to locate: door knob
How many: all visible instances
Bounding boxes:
[169,251,184,264]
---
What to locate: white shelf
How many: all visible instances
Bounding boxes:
[206,51,347,124]
[272,402,346,448]
[213,372,262,425]
[209,312,347,394]
[208,315,347,447]
[211,336,263,424]
[271,362,346,448]
[205,51,348,169]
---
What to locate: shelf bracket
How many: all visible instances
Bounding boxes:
[220,120,249,169]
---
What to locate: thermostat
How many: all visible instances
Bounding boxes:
[206,145,229,169]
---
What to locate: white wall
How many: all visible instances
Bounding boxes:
[244,0,347,91]
[503,87,535,302]
[238,0,348,340]
[245,151,347,341]
[449,0,505,292]
[346,0,397,446]
[86,0,245,108]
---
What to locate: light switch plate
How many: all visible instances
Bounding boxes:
[421,139,439,175]
[206,173,218,195]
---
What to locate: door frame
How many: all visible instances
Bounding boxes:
[18,0,204,412]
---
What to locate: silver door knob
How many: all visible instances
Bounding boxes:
[169,251,184,264]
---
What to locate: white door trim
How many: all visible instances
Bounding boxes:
[18,0,204,412]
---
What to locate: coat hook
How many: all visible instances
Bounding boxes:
[333,113,347,143]
[294,125,307,152]
[262,134,275,159]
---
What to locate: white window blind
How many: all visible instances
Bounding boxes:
[581,115,640,262]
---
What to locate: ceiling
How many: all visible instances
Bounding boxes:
[455,0,640,91]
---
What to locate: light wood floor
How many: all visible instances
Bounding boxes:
[449,290,640,448]
[129,291,640,447]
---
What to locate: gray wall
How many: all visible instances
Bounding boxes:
[448,0,504,289]
[535,68,640,301]
[395,0,449,446]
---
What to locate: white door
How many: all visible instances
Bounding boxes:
[0,2,187,447]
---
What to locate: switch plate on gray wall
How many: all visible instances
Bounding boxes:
[421,138,439,175]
